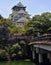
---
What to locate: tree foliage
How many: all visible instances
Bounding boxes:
[24,12,51,35]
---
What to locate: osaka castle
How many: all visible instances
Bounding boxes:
[9,2,30,27]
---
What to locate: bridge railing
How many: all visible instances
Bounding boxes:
[32,34,51,44]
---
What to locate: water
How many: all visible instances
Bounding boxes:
[0,61,35,65]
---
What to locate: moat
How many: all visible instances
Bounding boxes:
[0,61,35,65]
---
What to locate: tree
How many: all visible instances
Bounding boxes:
[8,25,19,35]
[32,12,51,34]
[24,20,35,35]
[4,44,12,61]
[0,15,3,19]
[12,43,21,59]
[0,50,6,61]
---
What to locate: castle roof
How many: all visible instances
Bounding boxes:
[16,17,28,23]
[16,2,26,7]
[12,2,26,9]
[17,9,27,14]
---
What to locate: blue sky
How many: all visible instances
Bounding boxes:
[0,0,51,18]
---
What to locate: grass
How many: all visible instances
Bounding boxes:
[0,61,35,65]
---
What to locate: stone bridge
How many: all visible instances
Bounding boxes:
[31,34,51,65]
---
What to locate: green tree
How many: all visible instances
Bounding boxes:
[0,50,6,60]
[4,44,12,61]
[24,20,35,35]
[32,12,51,34]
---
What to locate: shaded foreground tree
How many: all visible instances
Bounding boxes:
[0,40,30,61]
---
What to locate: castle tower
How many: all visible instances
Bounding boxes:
[9,2,30,27]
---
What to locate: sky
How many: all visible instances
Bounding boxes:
[0,0,51,18]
